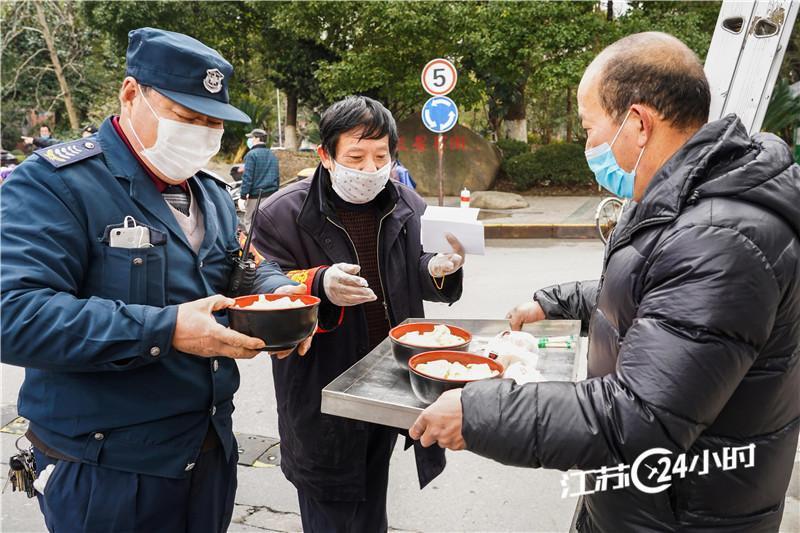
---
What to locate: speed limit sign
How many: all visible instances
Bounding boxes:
[421,58,457,96]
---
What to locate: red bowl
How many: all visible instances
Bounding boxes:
[227,294,320,351]
[408,350,504,404]
[388,323,472,369]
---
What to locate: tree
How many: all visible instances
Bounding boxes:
[1,0,741,160]
[83,1,338,151]
[83,1,278,152]
[763,78,800,143]
[523,1,723,146]
[460,2,605,141]
[617,2,722,60]
[249,2,338,149]
[272,1,483,121]
[780,27,800,84]
[33,1,79,129]
[1,0,105,146]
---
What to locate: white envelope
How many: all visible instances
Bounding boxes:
[421,206,485,255]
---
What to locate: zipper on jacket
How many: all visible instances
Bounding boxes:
[598,215,673,293]
[686,190,701,206]
[376,205,398,325]
[326,210,396,325]
[325,216,361,265]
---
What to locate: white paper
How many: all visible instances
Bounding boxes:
[421,206,485,255]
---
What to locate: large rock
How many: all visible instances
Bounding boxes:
[396,117,500,196]
[469,191,529,210]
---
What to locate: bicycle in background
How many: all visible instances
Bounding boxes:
[594,197,627,244]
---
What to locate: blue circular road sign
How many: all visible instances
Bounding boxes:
[421,96,459,134]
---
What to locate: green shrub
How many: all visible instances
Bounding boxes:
[495,138,529,161]
[504,143,592,190]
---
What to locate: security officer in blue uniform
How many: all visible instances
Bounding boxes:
[0,28,308,532]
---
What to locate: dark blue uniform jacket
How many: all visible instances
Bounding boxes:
[1,117,290,478]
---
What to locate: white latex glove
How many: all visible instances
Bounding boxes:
[323,263,377,307]
[237,198,246,211]
[428,233,465,277]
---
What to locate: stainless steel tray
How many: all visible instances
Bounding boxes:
[321,319,582,430]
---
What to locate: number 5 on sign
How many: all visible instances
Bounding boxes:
[421,58,457,96]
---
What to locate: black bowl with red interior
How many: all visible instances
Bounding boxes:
[227,294,320,352]
[388,322,472,369]
[408,350,505,404]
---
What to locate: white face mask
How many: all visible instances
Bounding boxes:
[128,93,223,183]
[329,159,392,204]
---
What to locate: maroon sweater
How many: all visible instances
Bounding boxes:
[334,199,389,351]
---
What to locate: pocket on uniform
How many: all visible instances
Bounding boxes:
[36,460,65,498]
[99,245,166,306]
[31,447,62,497]
[38,457,140,532]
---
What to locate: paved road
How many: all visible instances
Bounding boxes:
[422,196,601,225]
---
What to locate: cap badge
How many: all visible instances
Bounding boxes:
[203,68,224,94]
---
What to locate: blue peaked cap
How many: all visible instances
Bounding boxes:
[125,27,251,123]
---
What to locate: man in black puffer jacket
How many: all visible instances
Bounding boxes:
[410,32,799,533]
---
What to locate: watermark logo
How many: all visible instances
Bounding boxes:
[561,443,755,498]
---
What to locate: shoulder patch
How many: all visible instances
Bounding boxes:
[196,168,231,189]
[34,138,102,169]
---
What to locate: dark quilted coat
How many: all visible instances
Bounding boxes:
[461,116,800,533]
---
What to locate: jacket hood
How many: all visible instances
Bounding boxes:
[633,115,800,237]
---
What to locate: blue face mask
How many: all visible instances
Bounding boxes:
[246,137,255,149]
[585,109,645,198]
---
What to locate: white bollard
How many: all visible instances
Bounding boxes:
[460,187,471,208]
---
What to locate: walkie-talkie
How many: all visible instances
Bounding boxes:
[227,190,264,297]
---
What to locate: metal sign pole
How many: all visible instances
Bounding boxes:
[437,133,444,206]
[422,58,458,205]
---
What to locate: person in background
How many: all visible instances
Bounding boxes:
[411,32,799,533]
[252,95,466,532]
[0,149,18,184]
[21,125,59,149]
[391,158,416,189]
[239,127,279,230]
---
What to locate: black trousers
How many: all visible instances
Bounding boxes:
[297,428,397,533]
[32,443,237,533]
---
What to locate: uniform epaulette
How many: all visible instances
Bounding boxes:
[197,168,231,189]
[34,138,102,168]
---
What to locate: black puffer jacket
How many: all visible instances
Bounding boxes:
[461,116,800,533]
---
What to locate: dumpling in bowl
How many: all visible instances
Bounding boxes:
[398,324,466,347]
[415,360,499,380]
[239,295,307,310]
[415,359,452,379]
